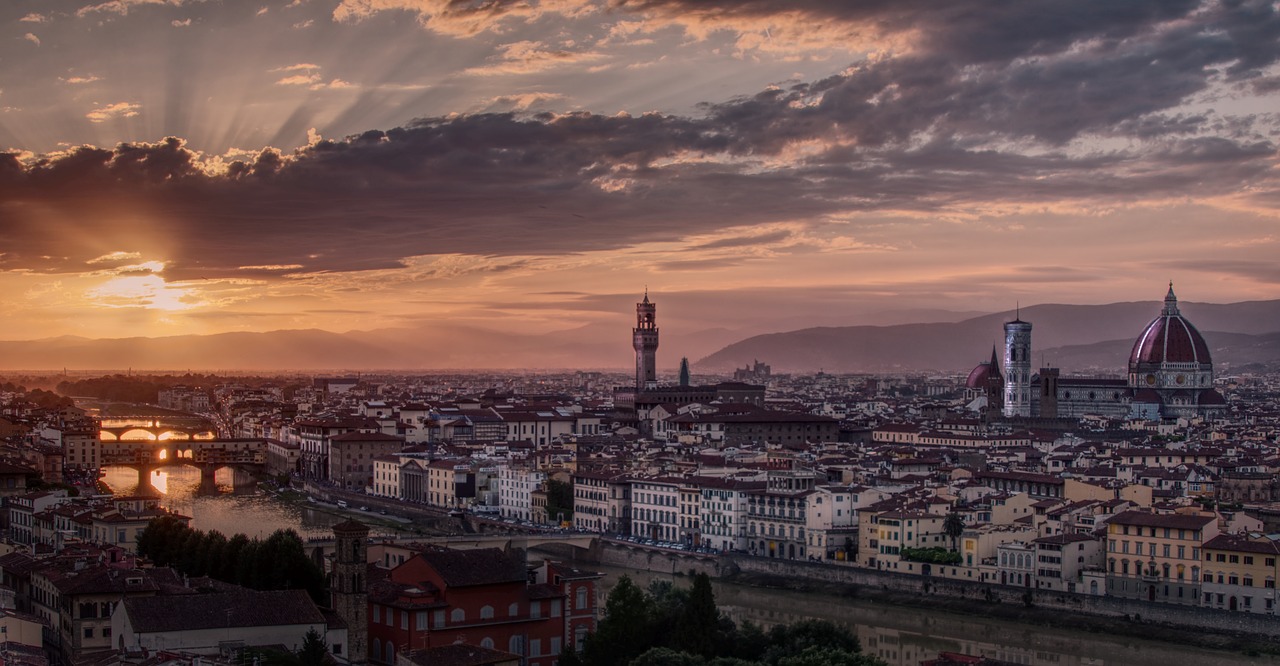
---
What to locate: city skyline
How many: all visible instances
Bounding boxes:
[2,1,1280,346]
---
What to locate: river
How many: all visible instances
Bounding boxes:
[103,465,1278,666]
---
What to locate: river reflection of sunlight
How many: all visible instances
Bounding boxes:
[100,465,414,541]
[151,470,168,494]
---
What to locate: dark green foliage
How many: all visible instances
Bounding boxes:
[943,512,966,550]
[776,646,876,666]
[899,546,962,565]
[760,620,864,665]
[632,648,705,666]
[581,575,655,665]
[136,517,327,604]
[546,479,574,523]
[26,388,74,408]
[26,479,79,497]
[674,574,721,658]
[558,646,584,666]
[298,628,330,666]
[578,578,883,666]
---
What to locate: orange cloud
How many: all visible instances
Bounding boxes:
[85,101,141,122]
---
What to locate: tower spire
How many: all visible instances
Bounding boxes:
[1163,281,1179,316]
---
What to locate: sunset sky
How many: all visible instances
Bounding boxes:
[2,0,1279,345]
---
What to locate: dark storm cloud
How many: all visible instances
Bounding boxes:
[1,0,1277,278]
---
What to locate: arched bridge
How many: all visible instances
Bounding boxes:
[99,417,218,442]
[101,438,268,492]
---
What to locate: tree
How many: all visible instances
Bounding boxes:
[778,646,879,666]
[298,629,329,666]
[761,620,863,665]
[558,645,585,666]
[674,573,720,658]
[546,479,575,524]
[581,575,655,665]
[632,647,705,666]
[943,511,966,551]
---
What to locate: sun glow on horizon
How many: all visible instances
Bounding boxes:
[86,274,198,311]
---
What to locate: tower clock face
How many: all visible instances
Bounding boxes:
[1145,374,1157,386]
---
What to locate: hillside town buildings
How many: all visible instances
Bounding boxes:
[2,285,1280,664]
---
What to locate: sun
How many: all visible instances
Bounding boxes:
[86,274,197,311]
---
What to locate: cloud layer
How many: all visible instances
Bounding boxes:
[0,0,1279,340]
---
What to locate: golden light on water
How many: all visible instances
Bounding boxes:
[150,470,168,494]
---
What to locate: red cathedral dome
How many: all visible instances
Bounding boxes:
[1129,284,1211,366]
[966,363,996,389]
[966,347,1003,389]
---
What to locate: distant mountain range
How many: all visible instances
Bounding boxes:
[696,299,1280,374]
[2,298,1278,373]
[0,321,744,373]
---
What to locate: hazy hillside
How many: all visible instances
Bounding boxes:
[1040,331,1280,374]
[0,320,743,372]
[697,299,1280,374]
[3,298,1279,373]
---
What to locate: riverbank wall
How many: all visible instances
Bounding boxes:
[562,541,1280,641]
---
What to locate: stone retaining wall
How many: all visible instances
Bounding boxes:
[728,554,1280,638]
[567,543,1280,638]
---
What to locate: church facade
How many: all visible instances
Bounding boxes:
[967,285,1227,422]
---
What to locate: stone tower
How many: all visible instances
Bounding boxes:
[1003,315,1033,418]
[633,290,659,390]
[332,519,369,664]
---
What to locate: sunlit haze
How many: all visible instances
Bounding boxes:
[2,1,1280,367]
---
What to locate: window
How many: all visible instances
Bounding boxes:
[434,610,446,627]
[84,627,93,639]
[416,611,427,630]
[576,586,588,609]
[451,608,465,622]
[480,605,494,619]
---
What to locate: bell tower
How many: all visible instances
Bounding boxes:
[633,290,659,390]
[332,519,369,664]
[1003,315,1033,418]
